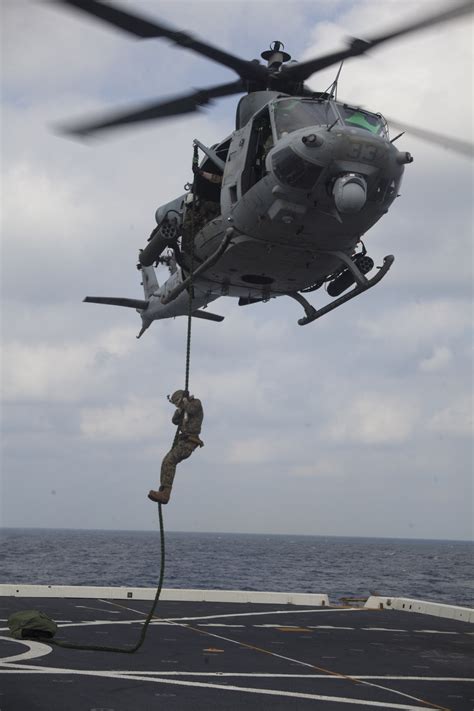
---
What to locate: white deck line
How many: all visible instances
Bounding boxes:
[0,584,329,606]
[364,596,474,623]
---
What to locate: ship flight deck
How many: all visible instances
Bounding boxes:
[0,586,473,710]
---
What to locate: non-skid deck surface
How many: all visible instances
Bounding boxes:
[1,597,473,710]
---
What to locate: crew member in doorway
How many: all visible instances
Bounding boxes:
[181,191,220,255]
[148,390,204,505]
[195,168,223,185]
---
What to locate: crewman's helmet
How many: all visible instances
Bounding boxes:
[169,390,185,405]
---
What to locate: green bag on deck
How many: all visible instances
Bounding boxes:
[8,609,58,640]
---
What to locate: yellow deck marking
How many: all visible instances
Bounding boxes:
[104,599,451,711]
[276,627,311,632]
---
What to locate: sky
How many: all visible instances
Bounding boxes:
[1,0,472,539]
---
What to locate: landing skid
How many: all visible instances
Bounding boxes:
[289,255,395,326]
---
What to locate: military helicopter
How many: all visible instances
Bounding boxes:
[53,0,473,338]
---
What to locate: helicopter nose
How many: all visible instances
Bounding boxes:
[333,173,367,214]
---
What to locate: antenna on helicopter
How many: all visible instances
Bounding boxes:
[52,0,474,152]
[261,41,291,70]
[326,61,345,100]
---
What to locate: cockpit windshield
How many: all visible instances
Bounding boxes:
[337,104,387,137]
[273,99,334,138]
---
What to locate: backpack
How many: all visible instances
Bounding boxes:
[8,609,58,640]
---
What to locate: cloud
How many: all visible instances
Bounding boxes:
[80,396,168,441]
[2,341,95,401]
[302,0,473,140]
[289,458,345,479]
[358,299,472,354]
[427,397,473,438]
[418,346,453,373]
[2,327,136,402]
[1,161,94,249]
[227,436,276,464]
[322,393,420,445]
[1,1,123,94]
[226,433,298,464]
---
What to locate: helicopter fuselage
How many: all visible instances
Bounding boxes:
[86,95,412,332]
[51,0,469,332]
[141,96,411,320]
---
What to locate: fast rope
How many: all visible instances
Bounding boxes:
[185,144,199,393]
[8,504,165,654]
[171,142,199,448]
[10,145,202,655]
[64,143,200,651]
[47,504,165,654]
[52,143,200,651]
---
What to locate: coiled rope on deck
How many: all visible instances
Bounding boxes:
[48,504,165,654]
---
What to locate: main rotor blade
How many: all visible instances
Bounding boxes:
[283,0,473,82]
[52,0,267,83]
[387,117,474,159]
[57,80,246,137]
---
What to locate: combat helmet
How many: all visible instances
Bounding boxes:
[169,389,185,405]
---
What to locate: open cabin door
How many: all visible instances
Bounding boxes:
[221,105,274,214]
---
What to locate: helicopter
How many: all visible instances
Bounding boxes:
[52,0,474,338]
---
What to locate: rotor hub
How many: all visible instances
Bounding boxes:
[261,41,291,69]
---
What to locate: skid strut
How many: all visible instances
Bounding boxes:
[292,254,395,326]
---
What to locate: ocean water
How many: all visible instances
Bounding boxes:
[1,528,472,607]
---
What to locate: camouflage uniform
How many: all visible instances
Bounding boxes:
[181,199,220,255]
[160,395,204,489]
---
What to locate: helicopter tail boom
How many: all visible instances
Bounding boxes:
[139,264,159,300]
[83,260,224,338]
[83,296,149,309]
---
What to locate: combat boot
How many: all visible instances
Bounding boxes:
[148,486,171,504]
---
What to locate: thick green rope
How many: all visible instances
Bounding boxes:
[184,148,198,395]
[41,146,200,655]
[45,503,165,654]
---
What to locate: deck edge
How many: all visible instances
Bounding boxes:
[364,595,474,623]
[0,584,329,606]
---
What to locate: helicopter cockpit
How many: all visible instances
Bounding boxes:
[336,104,388,137]
[272,98,336,138]
[220,94,395,211]
[271,97,388,140]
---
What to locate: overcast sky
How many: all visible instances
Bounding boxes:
[1,0,472,539]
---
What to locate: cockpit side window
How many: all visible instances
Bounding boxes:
[272,99,334,138]
[194,138,230,203]
[241,106,274,193]
[337,104,387,137]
